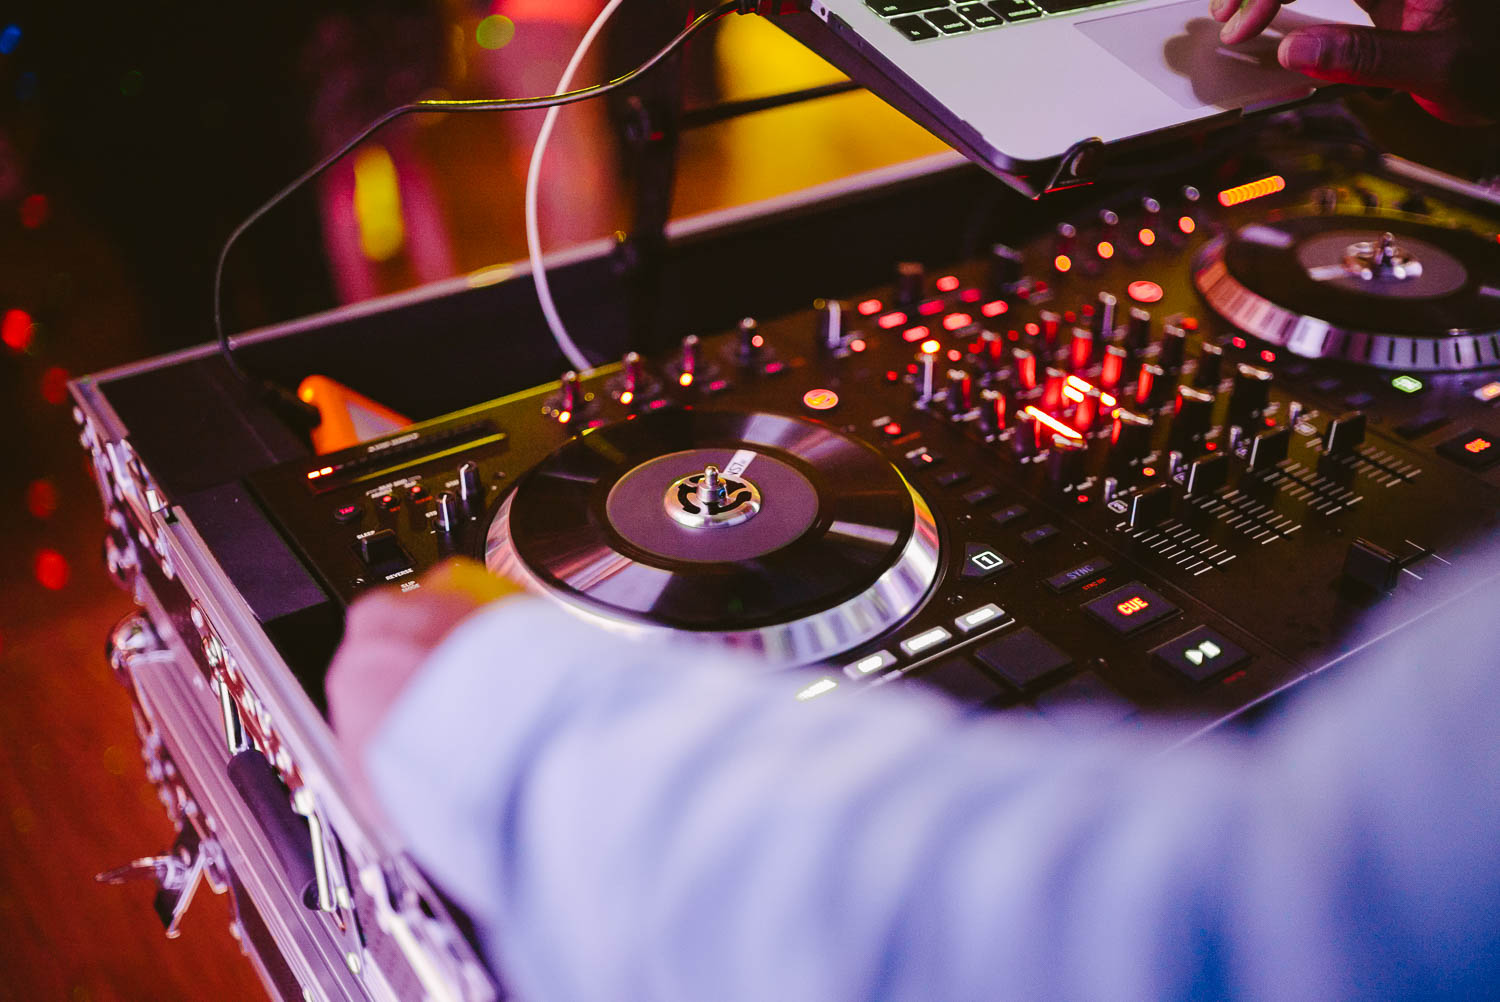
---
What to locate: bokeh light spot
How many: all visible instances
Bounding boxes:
[19,193,48,229]
[476,15,516,50]
[1,309,33,352]
[0,25,20,55]
[26,479,58,519]
[120,69,144,98]
[41,366,69,405]
[352,145,405,262]
[34,549,70,591]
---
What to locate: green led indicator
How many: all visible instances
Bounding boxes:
[1391,375,1424,394]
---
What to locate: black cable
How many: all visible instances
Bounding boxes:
[212,0,740,405]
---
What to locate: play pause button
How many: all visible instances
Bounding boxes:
[1150,626,1251,683]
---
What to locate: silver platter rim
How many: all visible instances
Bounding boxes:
[484,472,941,668]
[1193,233,1500,373]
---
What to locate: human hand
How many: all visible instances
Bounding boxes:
[326,559,521,765]
[1210,0,1500,124]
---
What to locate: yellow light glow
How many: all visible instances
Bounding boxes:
[352,145,405,263]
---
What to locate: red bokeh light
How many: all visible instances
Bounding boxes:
[41,366,69,405]
[26,479,58,519]
[19,194,50,229]
[2,309,33,352]
[34,549,70,591]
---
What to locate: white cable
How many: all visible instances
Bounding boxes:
[525,0,629,375]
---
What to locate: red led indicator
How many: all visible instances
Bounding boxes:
[1076,494,1089,504]
[902,325,931,343]
[1142,466,1157,477]
[1205,441,1218,451]
[26,479,57,520]
[882,421,903,437]
[1182,317,1199,331]
[858,299,883,316]
[1127,280,1164,304]
[961,288,981,303]
[1231,336,1247,349]
[1260,349,1276,363]
[919,299,945,316]
[947,349,962,362]
[34,549,70,591]
[936,275,961,293]
[1465,437,1492,454]
[849,338,867,353]
[943,312,973,332]
[981,300,1008,318]
[19,194,50,229]
[2,309,33,352]
[878,312,908,330]
[1116,596,1150,616]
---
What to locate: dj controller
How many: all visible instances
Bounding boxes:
[250,142,1500,726]
[72,109,1500,1001]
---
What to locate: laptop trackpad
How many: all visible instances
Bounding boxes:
[1074,0,1328,111]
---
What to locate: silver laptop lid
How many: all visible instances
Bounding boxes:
[810,0,1369,174]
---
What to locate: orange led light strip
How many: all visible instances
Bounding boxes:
[1218,175,1286,207]
[1024,405,1084,441]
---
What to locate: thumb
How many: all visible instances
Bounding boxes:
[1278,24,1451,91]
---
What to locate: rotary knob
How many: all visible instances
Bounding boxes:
[1195,342,1225,388]
[1047,433,1089,488]
[896,261,925,305]
[1173,385,1216,447]
[813,299,844,353]
[1228,363,1273,421]
[1012,412,1040,460]
[1135,363,1168,408]
[1158,323,1187,370]
[990,243,1024,290]
[436,491,461,533]
[1110,409,1155,466]
[1100,344,1129,389]
[1092,292,1118,340]
[1069,327,1095,372]
[1125,307,1152,352]
[458,461,484,510]
[976,388,1007,436]
[736,317,764,366]
[945,369,974,416]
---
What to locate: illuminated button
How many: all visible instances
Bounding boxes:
[843,649,897,679]
[900,626,953,657]
[1084,582,1179,635]
[802,388,840,412]
[935,468,971,488]
[1045,556,1112,593]
[1473,381,1500,404]
[1390,374,1425,395]
[1150,626,1250,683]
[1437,428,1500,470]
[973,627,1073,690]
[881,421,904,438]
[333,503,363,525]
[795,677,840,701]
[960,543,1011,579]
[955,603,1007,633]
[378,493,401,512]
[1127,280,1163,304]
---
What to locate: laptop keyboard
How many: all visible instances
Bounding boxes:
[866,0,1127,41]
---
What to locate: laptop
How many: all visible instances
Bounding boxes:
[785,0,1370,194]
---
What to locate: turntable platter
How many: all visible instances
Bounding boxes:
[1194,215,1500,371]
[485,410,941,665]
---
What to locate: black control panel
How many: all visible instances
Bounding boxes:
[250,145,1500,726]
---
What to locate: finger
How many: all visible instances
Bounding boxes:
[1277,24,1451,92]
[1218,0,1286,44]
[420,557,522,606]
